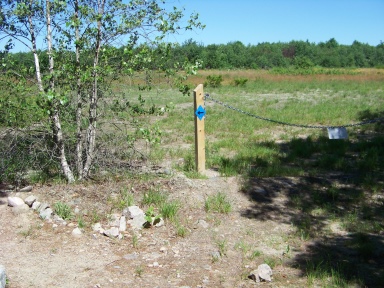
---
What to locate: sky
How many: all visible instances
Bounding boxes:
[166,0,384,46]
[2,0,383,52]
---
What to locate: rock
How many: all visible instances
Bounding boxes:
[12,203,30,215]
[19,185,33,192]
[128,213,146,230]
[24,195,37,207]
[52,214,67,225]
[0,264,6,288]
[154,217,164,227]
[196,219,209,229]
[92,223,104,234]
[72,227,82,237]
[31,201,41,210]
[123,206,144,219]
[108,213,121,227]
[119,215,127,232]
[211,251,221,260]
[38,203,49,212]
[40,208,53,220]
[249,263,273,282]
[7,196,25,207]
[123,253,139,260]
[104,227,120,238]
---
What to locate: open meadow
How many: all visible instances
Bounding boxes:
[1,68,384,287]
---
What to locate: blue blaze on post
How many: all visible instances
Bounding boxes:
[195,105,206,120]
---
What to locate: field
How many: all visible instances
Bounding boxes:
[1,68,384,287]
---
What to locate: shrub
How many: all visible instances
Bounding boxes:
[233,78,248,87]
[204,75,223,87]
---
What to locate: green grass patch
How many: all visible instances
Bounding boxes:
[205,192,232,214]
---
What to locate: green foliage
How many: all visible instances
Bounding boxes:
[205,192,232,213]
[54,202,73,220]
[142,189,167,206]
[160,200,179,221]
[233,78,248,87]
[204,75,223,87]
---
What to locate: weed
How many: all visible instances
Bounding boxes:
[135,265,144,277]
[176,224,187,237]
[132,233,139,248]
[143,206,162,227]
[234,240,250,255]
[77,215,85,229]
[160,200,179,221]
[216,239,227,257]
[248,250,262,260]
[205,192,232,214]
[142,189,166,206]
[53,202,73,220]
[263,257,277,269]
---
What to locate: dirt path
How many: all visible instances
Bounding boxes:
[1,172,312,288]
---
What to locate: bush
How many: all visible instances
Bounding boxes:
[204,75,223,87]
[233,78,248,87]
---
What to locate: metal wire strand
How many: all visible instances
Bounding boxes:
[204,93,384,129]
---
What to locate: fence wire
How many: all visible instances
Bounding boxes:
[205,93,384,129]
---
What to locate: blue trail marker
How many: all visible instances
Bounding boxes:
[195,105,206,120]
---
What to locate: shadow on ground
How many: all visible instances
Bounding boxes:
[221,116,384,286]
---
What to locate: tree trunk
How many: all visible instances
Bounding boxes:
[74,0,84,179]
[82,0,105,178]
[46,0,75,183]
[27,3,43,92]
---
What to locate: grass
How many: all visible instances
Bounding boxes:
[204,192,232,213]
[53,202,73,220]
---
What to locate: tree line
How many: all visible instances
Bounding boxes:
[3,38,384,74]
[172,38,384,69]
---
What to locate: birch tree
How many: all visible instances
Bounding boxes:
[0,0,204,183]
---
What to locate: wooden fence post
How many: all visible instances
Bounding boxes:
[194,84,205,173]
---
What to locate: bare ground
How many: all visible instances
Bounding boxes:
[1,168,383,287]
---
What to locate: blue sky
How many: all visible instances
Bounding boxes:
[167,0,384,46]
[2,0,383,52]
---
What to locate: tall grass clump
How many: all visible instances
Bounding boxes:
[205,192,232,213]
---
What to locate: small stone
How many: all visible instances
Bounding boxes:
[24,195,37,207]
[160,247,167,253]
[127,213,146,230]
[40,208,53,220]
[38,203,49,212]
[72,227,82,237]
[7,196,25,207]
[32,201,41,210]
[19,185,33,192]
[92,223,104,233]
[0,264,6,288]
[123,206,144,219]
[119,215,127,232]
[104,227,120,238]
[108,213,121,227]
[154,217,164,227]
[123,253,139,260]
[196,219,209,229]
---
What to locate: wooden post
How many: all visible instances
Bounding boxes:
[194,84,205,173]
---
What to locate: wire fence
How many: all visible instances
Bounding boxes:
[204,93,384,129]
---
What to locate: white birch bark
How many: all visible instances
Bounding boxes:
[46,0,75,183]
[82,0,105,177]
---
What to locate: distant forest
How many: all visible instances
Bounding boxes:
[174,38,384,69]
[3,38,384,72]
